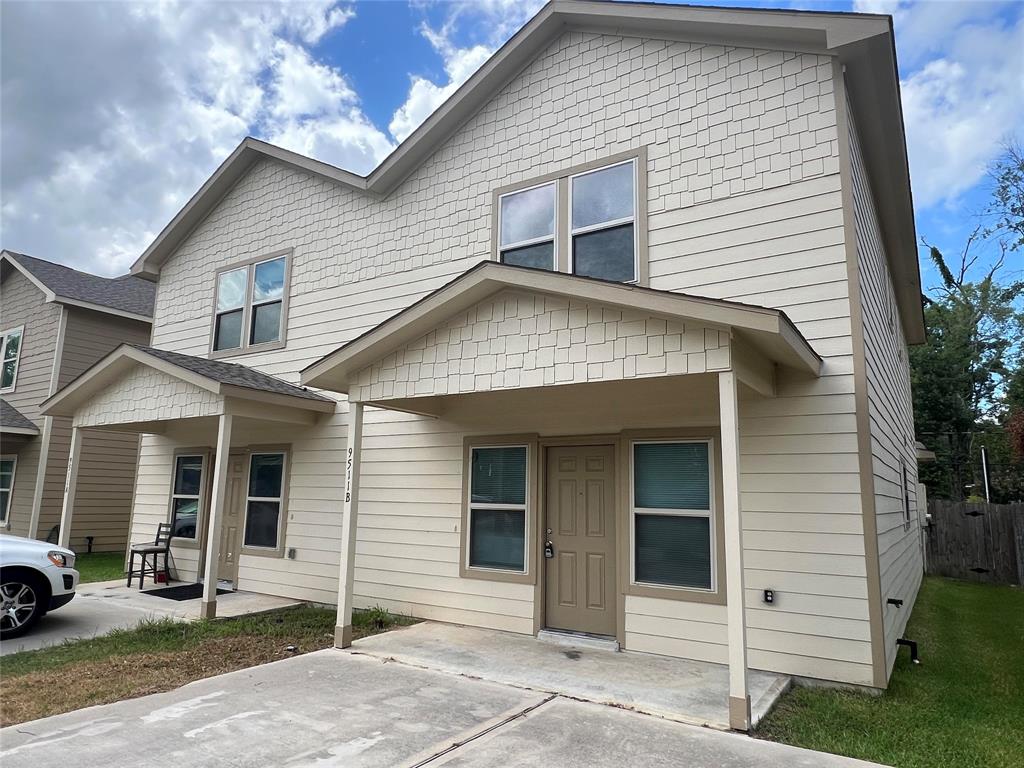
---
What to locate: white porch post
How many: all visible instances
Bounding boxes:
[335,401,364,648]
[57,426,83,549]
[201,414,233,619]
[719,371,750,731]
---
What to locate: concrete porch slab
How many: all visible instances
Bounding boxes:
[351,622,790,730]
[0,580,301,656]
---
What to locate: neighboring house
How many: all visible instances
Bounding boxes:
[0,251,154,551]
[42,2,924,730]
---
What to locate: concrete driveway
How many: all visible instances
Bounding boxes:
[1,648,884,768]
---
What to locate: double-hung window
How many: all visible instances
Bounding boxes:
[495,155,640,284]
[570,160,637,282]
[212,253,288,354]
[169,455,204,540]
[0,457,16,524]
[0,326,24,392]
[467,445,528,572]
[498,183,556,270]
[631,440,714,591]
[243,452,286,550]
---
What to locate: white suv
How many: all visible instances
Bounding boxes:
[0,535,79,640]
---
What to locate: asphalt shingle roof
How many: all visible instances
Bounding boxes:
[131,345,332,403]
[5,251,156,318]
[0,399,39,433]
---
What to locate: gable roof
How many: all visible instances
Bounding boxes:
[42,344,334,419]
[0,398,39,435]
[300,261,822,394]
[2,250,155,321]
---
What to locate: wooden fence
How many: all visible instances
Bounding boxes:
[925,500,1024,585]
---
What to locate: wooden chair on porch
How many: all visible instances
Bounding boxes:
[127,523,172,589]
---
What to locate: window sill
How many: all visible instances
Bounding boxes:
[170,537,200,550]
[209,340,286,360]
[240,545,285,559]
[625,581,724,605]
[460,564,534,585]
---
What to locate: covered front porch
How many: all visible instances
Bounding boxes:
[302,262,822,732]
[41,344,336,619]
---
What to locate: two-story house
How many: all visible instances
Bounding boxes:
[0,251,153,551]
[43,2,924,730]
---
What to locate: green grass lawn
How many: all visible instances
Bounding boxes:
[756,577,1024,768]
[1,605,416,725]
[74,552,126,583]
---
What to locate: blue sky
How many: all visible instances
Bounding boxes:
[2,0,1022,294]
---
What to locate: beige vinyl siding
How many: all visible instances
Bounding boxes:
[133,28,883,687]
[644,167,874,685]
[847,100,922,678]
[129,412,347,599]
[0,269,60,535]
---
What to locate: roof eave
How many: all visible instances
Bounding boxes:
[300,262,822,394]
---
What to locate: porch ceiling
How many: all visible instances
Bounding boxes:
[42,344,335,432]
[301,262,822,403]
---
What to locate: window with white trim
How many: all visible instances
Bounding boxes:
[243,452,286,549]
[570,160,636,282]
[169,455,204,540]
[0,326,24,392]
[631,440,714,590]
[495,157,639,284]
[213,254,287,352]
[498,182,556,270]
[0,456,16,524]
[468,445,528,572]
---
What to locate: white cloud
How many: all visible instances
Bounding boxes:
[854,0,1024,209]
[388,1,544,143]
[0,0,389,276]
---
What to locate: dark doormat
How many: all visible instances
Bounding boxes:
[143,583,230,601]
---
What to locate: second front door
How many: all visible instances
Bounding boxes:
[545,444,616,636]
[216,452,247,585]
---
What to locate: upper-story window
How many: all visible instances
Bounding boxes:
[499,182,556,270]
[0,326,24,392]
[496,155,640,284]
[211,251,289,356]
[571,161,636,282]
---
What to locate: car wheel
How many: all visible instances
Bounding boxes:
[0,573,46,640]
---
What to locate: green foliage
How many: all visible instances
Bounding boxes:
[0,605,336,678]
[74,552,126,584]
[757,578,1024,768]
[911,142,1024,500]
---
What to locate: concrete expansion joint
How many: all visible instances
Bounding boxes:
[346,647,736,733]
[407,694,558,767]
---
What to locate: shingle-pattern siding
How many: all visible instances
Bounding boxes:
[7,251,155,317]
[129,29,892,686]
[349,290,730,401]
[153,32,836,338]
[73,365,222,427]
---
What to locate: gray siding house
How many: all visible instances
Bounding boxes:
[0,251,153,551]
[42,2,925,730]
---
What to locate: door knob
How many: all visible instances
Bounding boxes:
[544,540,555,559]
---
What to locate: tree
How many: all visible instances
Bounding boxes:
[910,140,1024,500]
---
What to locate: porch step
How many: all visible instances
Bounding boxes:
[536,629,620,653]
